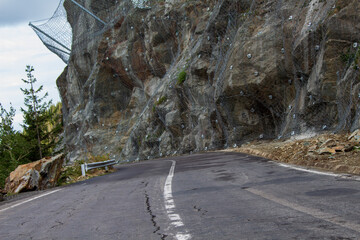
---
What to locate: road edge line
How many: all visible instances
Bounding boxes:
[0,189,62,213]
[275,162,360,181]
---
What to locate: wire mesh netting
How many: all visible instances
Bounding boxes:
[29,0,164,64]
[29,0,72,63]
[30,0,360,162]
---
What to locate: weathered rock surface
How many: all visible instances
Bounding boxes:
[57,0,360,162]
[5,154,64,194]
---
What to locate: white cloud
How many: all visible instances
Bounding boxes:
[0,0,60,27]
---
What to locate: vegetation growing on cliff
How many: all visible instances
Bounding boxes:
[177,70,187,85]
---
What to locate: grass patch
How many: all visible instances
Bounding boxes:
[340,52,355,65]
[57,154,114,186]
[153,95,167,113]
[156,96,167,105]
[340,48,360,69]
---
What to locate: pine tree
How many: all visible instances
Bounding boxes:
[20,65,58,161]
[45,102,64,155]
[0,104,31,188]
[0,66,63,187]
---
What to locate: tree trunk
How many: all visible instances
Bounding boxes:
[30,83,42,159]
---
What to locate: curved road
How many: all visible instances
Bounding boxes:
[0,152,359,239]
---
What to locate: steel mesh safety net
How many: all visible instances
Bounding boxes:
[29,0,72,63]
[29,0,360,162]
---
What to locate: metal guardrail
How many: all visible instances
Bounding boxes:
[81,159,117,176]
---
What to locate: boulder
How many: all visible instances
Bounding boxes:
[5,154,64,194]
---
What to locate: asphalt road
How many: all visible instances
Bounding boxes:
[0,152,359,240]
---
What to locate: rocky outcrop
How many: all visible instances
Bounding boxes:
[5,154,64,194]
[57,0,360,162]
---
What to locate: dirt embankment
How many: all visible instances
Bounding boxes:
[225,130,360,176]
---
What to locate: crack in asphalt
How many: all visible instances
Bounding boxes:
[50,220,64,229]
[145,191,168,240]
[246,188,360,234]
[193,205,208,216]
[141,181,149,188]
[17,234,34,240]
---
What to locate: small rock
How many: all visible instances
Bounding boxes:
[319,139,336,148]
[305,152,317,159]
[348,129,360,141]
[334,165,350,172]
[352,167,360,175]
[344,145,356,152]
[332,146,345,152]
[317,147,336,155]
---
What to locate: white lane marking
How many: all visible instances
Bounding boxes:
[0,189,62,213]
[246,188,360,233]
[276,162,360,180]
[164,160,192,240]
[276,162,339,176]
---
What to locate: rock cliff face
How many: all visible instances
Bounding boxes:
[57,0,360,162]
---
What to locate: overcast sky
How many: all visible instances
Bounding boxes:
[0,0,66,130]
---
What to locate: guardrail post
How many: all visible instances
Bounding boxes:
[81,164,86,177]
[80,159,116,176]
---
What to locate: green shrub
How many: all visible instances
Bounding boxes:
[340,49,359,69]
[177,70,187,85]
[340,52,355,64]
[152,96,167,113]
[57,160,84,186]
[157,96,167,105]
